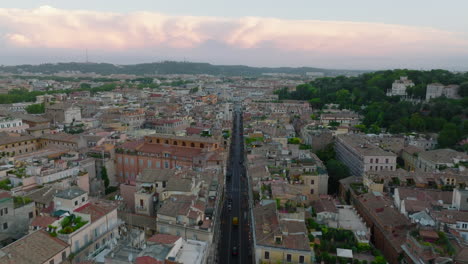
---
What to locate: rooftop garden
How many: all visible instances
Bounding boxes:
[307,218,384,264]
[245,136,264,147]
[222,130,230,139]
[0,178,12,190]
[350,183,368,195]
[287,137,301,144]
[9,167,27,178]
[260,183,272,199]
[58,215,88,234]
[13,196,33,208]
[410,230,455,256]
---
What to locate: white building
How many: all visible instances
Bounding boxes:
[0,117,29,133]
[386,77,414,96]
[426,83,460,101]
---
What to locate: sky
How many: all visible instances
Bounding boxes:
[1,1,468,70]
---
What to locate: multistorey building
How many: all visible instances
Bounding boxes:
[115,134,225,185]
[386,76,414,96]
[426,83,460,100]
[0,117,29,133]
[335,134,397,176]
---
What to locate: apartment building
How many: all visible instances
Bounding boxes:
[0,116,29,133]
[119,108,145,128]
[144,118,189,135]
[0,229,70,264]
[253,203,313,264]
[115,134,225,185]
[52,188,120,263]
[320,110,361,127]
[0,135,38,157]
[0,192,36,242]
[45,103,82,125]
[335,134,397,176]
[386,76,414,96]
[289,155,329,201]
[416,148,468,172]
[426,83,460,100]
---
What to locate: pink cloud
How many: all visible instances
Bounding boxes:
[0,6,467,57]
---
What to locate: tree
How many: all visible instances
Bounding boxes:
[326,159,350,194]
[409,113,425,131]
[369,124,381,134]
[459,81,468,97]
[101,166,110,189]
[336,89,351,108]
[438,123,460,148]
[25,103,45,114]
[316,144,335,162]
[288,137,301,144]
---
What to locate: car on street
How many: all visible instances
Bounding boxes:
[232,246,238,256]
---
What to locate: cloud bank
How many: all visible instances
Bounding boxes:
[0,6,467,68]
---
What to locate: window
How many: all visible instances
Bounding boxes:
[156,161,161,168]
[29,212,33,218]
[147,160,152,168]
[310,189,314,194]
[376,158,379,163]
[200,143,204,148]
[386,158,389,163]
[82,197,85,202]
[264,251,270,259]
[75,201,78,206]
[286,254,292,262]
[62,251,66,261]
[130,159,134,165]
[49,260,54,264]
[299,255,305,263]
[370,158,373,163]
[124,157,128,164]
[139,159,143,166]
[164,161,169,169]
[163,181,166,188]
[370,166,373,170]
[191,143,195,147]
[311,180,314,185]
[3,222,7,230]
[140,199,144,207]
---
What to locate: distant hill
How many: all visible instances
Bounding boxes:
[0,61,368,77]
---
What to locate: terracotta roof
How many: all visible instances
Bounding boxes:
[31,216,58,228]
[135,256,163,264]
[419,230,439,240]
[313,198,338,214]
[147,234,181,245]
[0,191,12,199]
[0,230,69,264]
[74,200,117,222]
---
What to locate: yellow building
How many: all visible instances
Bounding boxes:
[253,203,313,264]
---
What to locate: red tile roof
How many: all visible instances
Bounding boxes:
[0,192,11,199]
[31,216,58,228]
[147,234,181,245]
[74,201,117,222]
[135,256,163,264]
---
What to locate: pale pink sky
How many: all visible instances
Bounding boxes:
[1,5,468,69]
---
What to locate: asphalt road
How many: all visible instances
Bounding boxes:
[218,107,252,264]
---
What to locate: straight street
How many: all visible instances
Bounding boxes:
[218,105,252,264]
